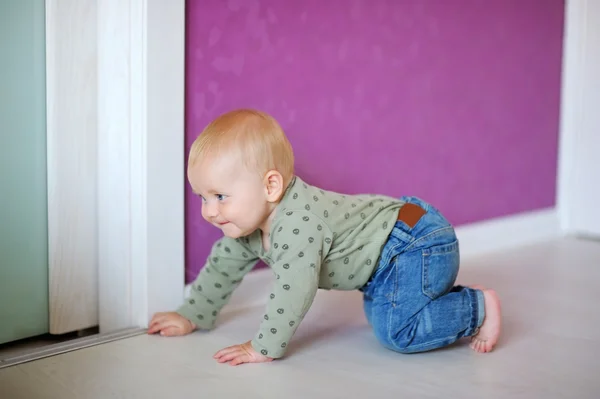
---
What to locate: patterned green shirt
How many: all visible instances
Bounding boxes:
[176,176,404,358]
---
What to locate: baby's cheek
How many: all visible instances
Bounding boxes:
[230,202,249,218]
[220,203,236,219]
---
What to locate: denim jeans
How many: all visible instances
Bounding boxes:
[361,196,484,353]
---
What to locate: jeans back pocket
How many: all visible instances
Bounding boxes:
[421,239,460,300]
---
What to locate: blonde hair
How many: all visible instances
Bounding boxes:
[188,109,295,184]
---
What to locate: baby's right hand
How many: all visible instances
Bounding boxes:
[147,312,196,337]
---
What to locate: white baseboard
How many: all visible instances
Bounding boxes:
[454,207,560,258]
[185,207,561,310]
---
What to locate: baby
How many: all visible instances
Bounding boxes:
[148,109,501,366]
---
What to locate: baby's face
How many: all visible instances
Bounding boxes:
[188,154,272,238]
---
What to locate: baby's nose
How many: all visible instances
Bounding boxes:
[203,202,219,218]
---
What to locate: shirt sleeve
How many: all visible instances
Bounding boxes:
[176,236,259,329]
[250,211,333,358]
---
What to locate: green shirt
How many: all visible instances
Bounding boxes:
[176,176,404,358]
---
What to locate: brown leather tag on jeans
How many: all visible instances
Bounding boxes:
[397,203,426,228]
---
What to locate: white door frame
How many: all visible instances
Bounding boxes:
[47,0,593,334]
[556,0,600,238]
[47,0,185,333]
[96,0,186,332]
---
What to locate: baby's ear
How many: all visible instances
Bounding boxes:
[263,170,284,202]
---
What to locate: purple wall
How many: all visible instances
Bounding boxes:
[184,0,564,282]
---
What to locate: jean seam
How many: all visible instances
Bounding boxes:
[402,226,454,253]
[422,250,430,299]
[475,289,485,330]
[466,288,484,336]
[365,240,404,294]
[394,334,457,353]
[392,255,398,306]
[386,256,398,344]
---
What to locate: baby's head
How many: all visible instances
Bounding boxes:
[187,109,295,238]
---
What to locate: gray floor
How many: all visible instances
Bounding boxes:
[1,237,599,398]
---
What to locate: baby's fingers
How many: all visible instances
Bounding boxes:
[147,319,171,335]
[147,313,167,331]
[159,326,182,337]
[147,322,160,334]
[213,345,239,359]
[217,349,246,364]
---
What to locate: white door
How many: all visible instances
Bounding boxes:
[557,0,600,238]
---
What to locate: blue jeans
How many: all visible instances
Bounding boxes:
[361,196,484,353]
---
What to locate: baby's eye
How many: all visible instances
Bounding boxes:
[216,194,227,201]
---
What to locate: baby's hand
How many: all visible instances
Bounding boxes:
[214,341,273,366]
[147,312,196,336]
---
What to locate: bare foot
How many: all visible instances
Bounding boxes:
[470,288,501,353]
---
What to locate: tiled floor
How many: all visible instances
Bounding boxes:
[1,237,599,398]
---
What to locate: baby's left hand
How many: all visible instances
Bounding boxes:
[214,340,273,366]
